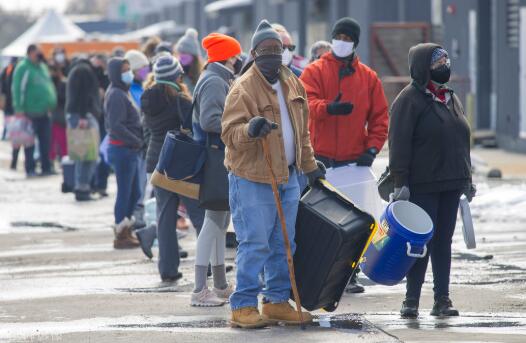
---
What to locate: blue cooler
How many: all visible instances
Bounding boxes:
[361,200,433,286]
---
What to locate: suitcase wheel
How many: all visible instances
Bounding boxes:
[323,302,338,312]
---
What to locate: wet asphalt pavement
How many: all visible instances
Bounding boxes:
[0,143,525,342]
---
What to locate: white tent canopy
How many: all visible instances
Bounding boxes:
[2,9,85,57]
[119,21,178,41]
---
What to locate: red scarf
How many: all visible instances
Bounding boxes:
[427,81,448,103]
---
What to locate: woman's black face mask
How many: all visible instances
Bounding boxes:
[430,64,451,84]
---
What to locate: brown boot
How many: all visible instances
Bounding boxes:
[230,307,268,329]
[114,219,140,249]
[262,302,313,325]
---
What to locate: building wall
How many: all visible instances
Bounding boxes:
[494,0,526,152]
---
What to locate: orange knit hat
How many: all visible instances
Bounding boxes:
[202,33,242,63]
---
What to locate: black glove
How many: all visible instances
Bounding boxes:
[463,183,477,203]
[247,116,278,138]
[327,93,353,116]
[306,160,326,186]
[356,148,378,167]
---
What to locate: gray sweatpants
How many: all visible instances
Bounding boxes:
[195,210,230,267]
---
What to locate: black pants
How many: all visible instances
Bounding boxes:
[406,189,462,301]
[24,115,52,174]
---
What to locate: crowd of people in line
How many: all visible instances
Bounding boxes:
[1,16,476,328]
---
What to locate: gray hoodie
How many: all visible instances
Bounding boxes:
[104,58,143,149]
[192,62,234,144]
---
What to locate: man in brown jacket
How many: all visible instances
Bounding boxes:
[222,20,325,329]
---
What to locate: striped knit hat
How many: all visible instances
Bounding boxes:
[154,55,183,82]
[431,48,448,66]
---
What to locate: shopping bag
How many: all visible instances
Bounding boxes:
[150,130,206,199]
[67,126,100,161]
[6,115,35,148]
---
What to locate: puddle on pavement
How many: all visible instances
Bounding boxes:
[110,313,377,333]
[10,221,78,231]
[366,312,526,335]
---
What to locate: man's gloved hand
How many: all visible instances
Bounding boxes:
[356,147,378,167]
[247,116,278,138]
[327,93,353,116]
[306,160,326,187]
[389,186,410,202]
[463,183,477,203]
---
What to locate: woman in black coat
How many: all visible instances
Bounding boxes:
[389,43,476,319]
[136,55,205,283]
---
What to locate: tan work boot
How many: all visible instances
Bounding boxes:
[262,302,313,325]
[230,307,268,329]
[114,219,140,249]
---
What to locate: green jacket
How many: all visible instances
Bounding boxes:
[11,58,57,117]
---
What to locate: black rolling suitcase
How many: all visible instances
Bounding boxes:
[293,180,376,312]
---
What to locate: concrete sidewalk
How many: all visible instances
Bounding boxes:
[0,139,525,342]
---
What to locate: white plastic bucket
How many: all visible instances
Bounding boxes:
[325,164,385,219]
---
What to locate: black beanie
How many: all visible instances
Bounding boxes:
[331,17,361,46]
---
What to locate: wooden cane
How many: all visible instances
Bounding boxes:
[261,138,305,329]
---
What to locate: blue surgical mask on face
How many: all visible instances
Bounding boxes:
[121,70,134,85]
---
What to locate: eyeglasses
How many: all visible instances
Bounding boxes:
[283,45,296,52]
[254,46,283,57]
[431,57,451,70]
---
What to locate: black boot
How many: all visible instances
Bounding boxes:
[136,224,157,259]
[430,296,459,317]
[400,298,419,319]
[75,190,93,201]
[345,272,365,294]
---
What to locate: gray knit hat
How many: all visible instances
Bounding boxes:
[251,19,282,50]
[431,48,448,65]
[175,28,201,57]
[154,55,183,82]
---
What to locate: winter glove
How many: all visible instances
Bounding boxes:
[306,160,326,187]
[356,148,378,167]
[463,183,477,203]
[389,186,410,202]
[326,93,353,116]
[247,116,278,138]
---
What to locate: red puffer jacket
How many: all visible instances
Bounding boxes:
[300,52,388,161]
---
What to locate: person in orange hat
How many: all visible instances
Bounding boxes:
[190,32,242,307]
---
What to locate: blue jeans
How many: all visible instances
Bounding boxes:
[228,168,300,310]
[107,145,142,224]
[67,113,100,191]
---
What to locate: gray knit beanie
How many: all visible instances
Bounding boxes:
[175,28,201,57]
[154,55,183,82]
[251,19,282,50]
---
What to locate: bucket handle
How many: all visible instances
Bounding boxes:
[406,242,427,258]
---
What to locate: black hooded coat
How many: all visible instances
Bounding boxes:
[388,43,471,194]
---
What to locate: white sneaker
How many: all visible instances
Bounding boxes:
[213,283,234,302]
[190,288,226,307]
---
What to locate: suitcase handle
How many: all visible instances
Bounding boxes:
[406,242,427,258]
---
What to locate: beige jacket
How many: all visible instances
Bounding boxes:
[221,64,317,185]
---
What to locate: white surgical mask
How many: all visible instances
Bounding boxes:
[121,70,134,85]
[282,48,293,66]
[332,39,355,58]
[54,53,65,64]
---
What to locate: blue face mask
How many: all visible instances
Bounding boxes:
[121,70,134,85]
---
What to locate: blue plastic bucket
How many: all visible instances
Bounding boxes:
[361,200,434,286]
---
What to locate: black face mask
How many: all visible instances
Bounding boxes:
[233,58,243,75]
[255,55,281,84]
[430,65,451,84]
[182,64,191,74]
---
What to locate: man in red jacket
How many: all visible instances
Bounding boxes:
[300,17,388,169]
[300,17,388,293]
